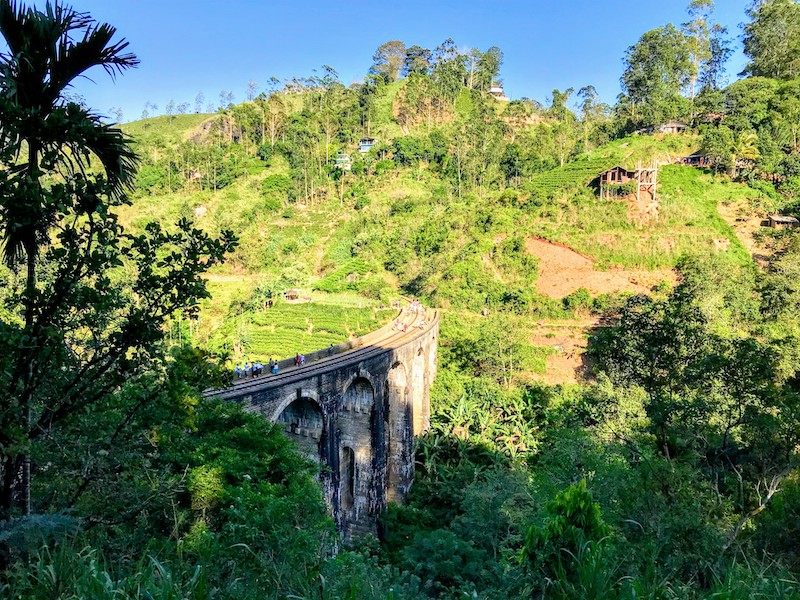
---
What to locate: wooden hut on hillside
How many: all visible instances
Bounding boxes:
[593,166,637,199]
[592,165,658,202]
[768,215,800,229]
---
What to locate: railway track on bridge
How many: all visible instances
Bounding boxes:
[205,306,438,400]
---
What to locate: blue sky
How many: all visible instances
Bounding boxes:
[22,0,751,121]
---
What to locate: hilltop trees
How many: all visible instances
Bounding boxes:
[621,24,692,126]
[370,40,406,82]
[683,0,714,99]
[742,0,800,80]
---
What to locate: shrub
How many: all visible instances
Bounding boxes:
[563,287,593,313]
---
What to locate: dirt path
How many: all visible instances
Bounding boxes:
[526,237,675,298]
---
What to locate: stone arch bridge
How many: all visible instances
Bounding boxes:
[205,307,439,539]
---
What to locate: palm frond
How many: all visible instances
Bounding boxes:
[0,1,26,57]
[0,0,140,268]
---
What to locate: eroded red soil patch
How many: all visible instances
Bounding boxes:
[526,237,675,298]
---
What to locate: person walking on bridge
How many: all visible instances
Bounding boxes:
[234,364,242,379]
[295,353,301,367]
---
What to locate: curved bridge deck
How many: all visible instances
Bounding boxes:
[204,305,439,540]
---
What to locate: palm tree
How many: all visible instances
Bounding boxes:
[729,130,760,178]
[0,0,139,515]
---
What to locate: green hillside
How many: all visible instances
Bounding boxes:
[119,109,764,358]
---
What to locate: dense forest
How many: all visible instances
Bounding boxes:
[3,0,800,598]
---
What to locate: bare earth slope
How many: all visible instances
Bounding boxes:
[526,237,675,299]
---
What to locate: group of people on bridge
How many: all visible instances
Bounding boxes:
[393,298,428,332]
[234,353,307,380]
[234,359,277,379]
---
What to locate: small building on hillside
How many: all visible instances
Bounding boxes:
[488,84,509,101]
[283,289,302,301]
[679,154,710,167]
[592,164,658,202]
[334,151,351,170]
[358,137,376,153]
[656,120,688,134]
[635,120,689,136]
[593,166,638,199]
[768,215,800,229]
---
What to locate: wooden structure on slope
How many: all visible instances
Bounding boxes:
[768,215,800,229]
[594,166,636,199]
[679,154,710,167]
[593,164,658,202]
[636,165,657,204]
[635,120,689,136]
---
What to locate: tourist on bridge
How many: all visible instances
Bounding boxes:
[300,354,306,366]
[295,353,301,366]
[254,361,263,376]
[234,364,242,379]
[244,362,251,377]
[272,361,279,374]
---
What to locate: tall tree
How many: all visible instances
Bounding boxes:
[683,0,714,99]
[370,40,406,82]
[403,45,432,77]
[0,0,136,516]
[621,24,692,125]
[432,40,467,110]
[246,79,258,101]
[699,24,732,91]
[742,0,800,80]
[475,46,503,92]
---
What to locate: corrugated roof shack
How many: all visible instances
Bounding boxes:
[768,215,800,229]
[593,166,637,200]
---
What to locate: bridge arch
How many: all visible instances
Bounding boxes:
[269,388,321,422]
[275,394,324,463]
[338,376,376,536]
[340,373,377,412]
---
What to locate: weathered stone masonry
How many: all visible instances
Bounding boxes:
[208,311,439,539]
